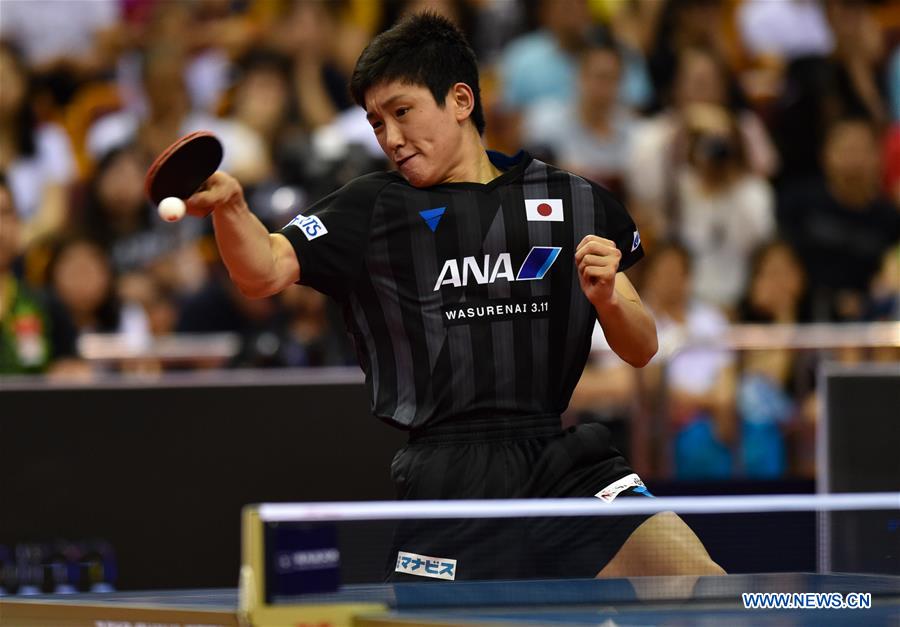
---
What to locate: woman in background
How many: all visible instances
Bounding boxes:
[0,42,76,249]
[736,241,816,478]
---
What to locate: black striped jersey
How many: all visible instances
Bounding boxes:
[281,151,643,430]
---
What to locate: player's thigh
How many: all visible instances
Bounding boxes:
[598,511,725,577]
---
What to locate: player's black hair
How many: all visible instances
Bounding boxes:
[350,12,486,135]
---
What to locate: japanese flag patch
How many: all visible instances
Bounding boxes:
[524,198,564,222]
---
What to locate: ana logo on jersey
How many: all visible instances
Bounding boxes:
[433,246,562,291]
[524,198,564,222]
[286,214,328,241]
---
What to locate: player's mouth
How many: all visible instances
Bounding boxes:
[396,154,417,169]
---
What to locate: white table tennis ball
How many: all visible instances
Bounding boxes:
[158,196,186,222]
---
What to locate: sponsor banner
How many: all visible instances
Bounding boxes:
[274,548,340,573]
[395,551,457,580]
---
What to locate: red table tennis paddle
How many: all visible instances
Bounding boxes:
[144,130,223,210]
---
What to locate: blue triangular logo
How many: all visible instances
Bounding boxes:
[419,207,446,232]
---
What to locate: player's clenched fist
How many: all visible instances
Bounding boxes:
[184,171,247,218]
[575,235,621,307]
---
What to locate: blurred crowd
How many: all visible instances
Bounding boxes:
[1,0,898,479]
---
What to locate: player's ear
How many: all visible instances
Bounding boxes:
[450,82,474,123]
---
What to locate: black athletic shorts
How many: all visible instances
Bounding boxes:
[385,413,653,582]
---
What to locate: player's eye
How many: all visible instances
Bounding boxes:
[371,120,383,131]
[396,107,409,118]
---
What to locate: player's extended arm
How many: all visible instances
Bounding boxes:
[186,171,300,299]
[575,235,658,368]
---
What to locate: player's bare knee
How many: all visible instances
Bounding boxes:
[629,512,725,574]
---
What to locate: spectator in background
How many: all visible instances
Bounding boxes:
[735,241,816,478]
[770,0,887,182]
[227,48,381,210]
[79,145,208,327]
[86,45,269,185]
[823,0,886,126]
[735,0,835,107]
[222,48,313,222]
[0,43,76,248]
[0,175,52,374]
[778,117,900,321]
[645,0,735,111]
[497,0,593,112]
[883,126,900,207]
[228,50,297,165]
[522,31,634,195]
[567,321,639,465]
[883,45,900,205]
[278,285,356,368]
[498,0,653,114]
[627,45,777,244]
[178,0,259,116]
[865,245,900,323]
[81,146,195,276]
[140,276,179,339]
[465,0,527,66]
[674,104,775,311]
[272,1,356,128]
[0,0,122,109]
[737,0,834,61]
[640,242,736,480]
[176,272,355,369]
[175,266,284,367]
[587,0,656,110]
[44,235,149,371]
[890,45,900,124]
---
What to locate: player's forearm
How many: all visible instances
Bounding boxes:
[212,203,282,298]
[595,297,658,368]
[185,172,297,298]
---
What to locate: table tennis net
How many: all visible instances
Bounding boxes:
[245,492,899,604]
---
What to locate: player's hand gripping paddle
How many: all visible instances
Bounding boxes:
[144,130,223,217]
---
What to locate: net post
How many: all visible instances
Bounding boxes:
[239,505,264,626]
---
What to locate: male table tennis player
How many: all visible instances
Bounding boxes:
[185,13,724,581]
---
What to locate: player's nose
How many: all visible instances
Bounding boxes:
[385,122,404,152]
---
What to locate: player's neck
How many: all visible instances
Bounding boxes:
[473,149,503,184]
[446,133,503,184]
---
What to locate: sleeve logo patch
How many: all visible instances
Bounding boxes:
[631,230,641,252]
[288,214,328,241]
